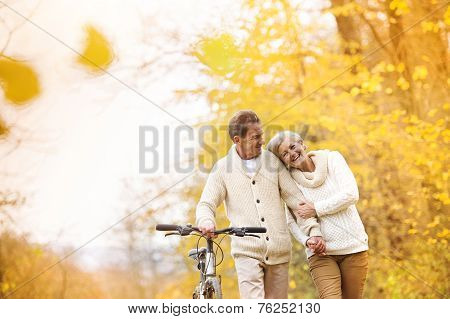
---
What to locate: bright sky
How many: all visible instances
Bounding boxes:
[0,0,242,268]
[0,0,332,269]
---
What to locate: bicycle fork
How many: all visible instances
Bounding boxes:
[197,239,218,299]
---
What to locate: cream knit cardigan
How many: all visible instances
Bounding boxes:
[196,144,322,265]
[288,151,369,258]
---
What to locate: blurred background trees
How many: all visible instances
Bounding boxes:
[0,0,114,298]
[1,0,448,298]
[155,0,449,298]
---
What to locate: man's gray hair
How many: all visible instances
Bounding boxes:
[266,131,303,158]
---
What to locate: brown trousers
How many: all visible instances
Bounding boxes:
[234,256,289,299]
[308,251,369,299]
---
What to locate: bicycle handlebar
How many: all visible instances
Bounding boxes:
[155,224,266,237]
[241,227,267,234]
[155,224,179,231]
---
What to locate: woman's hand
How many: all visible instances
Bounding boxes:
[296,200,317,219]
[306,236,326,255]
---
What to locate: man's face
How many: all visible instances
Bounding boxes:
[278,136,307,168]
[236,122,265,159]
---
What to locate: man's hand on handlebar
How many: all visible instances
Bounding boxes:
[198,223,217,238]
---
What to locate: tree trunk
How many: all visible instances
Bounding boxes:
[385,2,418,115]
[331,0,362,60]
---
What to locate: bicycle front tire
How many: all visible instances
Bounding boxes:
[206,277,222,299]
[193,284,201,299]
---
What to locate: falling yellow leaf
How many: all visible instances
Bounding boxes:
[77,25,114,72]
[0,57,40,105]
[0,116,9,137]
[194,33,241,75]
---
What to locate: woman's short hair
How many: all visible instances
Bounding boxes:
[266,131,303,158]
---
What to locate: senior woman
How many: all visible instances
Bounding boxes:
[267,131,369,299]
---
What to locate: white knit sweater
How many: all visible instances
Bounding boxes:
[288,151,369,258]
[196,144,322,265]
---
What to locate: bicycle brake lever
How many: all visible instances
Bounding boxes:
[165,232,180,237]
[246,234,260,238]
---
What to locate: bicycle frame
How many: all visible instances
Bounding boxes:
[155,224,266,299]
[199,239,216,279]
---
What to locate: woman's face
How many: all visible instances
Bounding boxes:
[278,136,307,168]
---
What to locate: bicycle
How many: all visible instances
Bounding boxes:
[155,224,266,299]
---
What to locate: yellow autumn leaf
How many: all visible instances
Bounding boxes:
[289,279,297,289]
[350,87,360,96]
[396,76,410,90]
[427,108,437,117]
[427,216,440,228]
[437,228,449,239]
[444,5,450,25]
[433,192,450,205]
[389,0,410,16]
[386,63,396,72]
[1,282,10,293]
[319,116,337,132]
[33,247,43,257]
[421,21,440,33]
[77,25,114,72]
[0,116,9,137]
[193,33,242,76]
[413,65,428,81]
[0,57,40,105]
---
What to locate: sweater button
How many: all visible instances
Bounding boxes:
[266,237,269,241]
[265,257,269,261]
[252,180,255,185]
[261,217,265,222]
[256,199,260,203]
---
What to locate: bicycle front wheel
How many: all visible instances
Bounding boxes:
[205,277,222,299]
[193,284,201,299]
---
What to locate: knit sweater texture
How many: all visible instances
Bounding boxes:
[288,151,369,258]
[196,144,322,265]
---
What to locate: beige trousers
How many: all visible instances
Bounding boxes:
[308,250,369,299]
[234,256,289,299]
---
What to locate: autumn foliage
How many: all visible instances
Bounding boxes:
[159,0,449,298]
[0,0,448,299]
